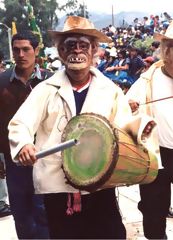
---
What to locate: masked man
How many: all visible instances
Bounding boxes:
[8,16,156,239]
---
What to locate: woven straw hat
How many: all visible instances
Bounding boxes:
[154,20,173,41]
[48,16,112,43]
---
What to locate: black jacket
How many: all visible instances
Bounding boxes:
[0,67,53,164]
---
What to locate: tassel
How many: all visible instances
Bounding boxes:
[66,192,82,216]
[73,191,81,213]
[66,193,74,216]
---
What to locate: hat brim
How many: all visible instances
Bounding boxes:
[154,32,171,41]
[48,29,112,43]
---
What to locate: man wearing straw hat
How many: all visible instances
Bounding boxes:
[8,16,155,239]
[126,21,173,239]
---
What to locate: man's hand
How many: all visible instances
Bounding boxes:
[128,100,140,113]
[18,144,37,166]
[141,120,156,140]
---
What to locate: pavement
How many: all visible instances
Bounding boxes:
[0,185,172,239]
[118,185,173,240]
[0,214,18,240]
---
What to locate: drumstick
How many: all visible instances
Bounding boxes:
[36,139,78,159]
[140,96,173,105]
[16,139,78,166]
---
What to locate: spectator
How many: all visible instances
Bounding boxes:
[0,30,53,239]
[127,45,145,83]
[105,49,131,85]
[101,48,118,79]
[150,41,161,61]
[97,49,110,67]
[154,15,160,32]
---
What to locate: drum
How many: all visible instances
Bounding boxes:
[62,113,158,192]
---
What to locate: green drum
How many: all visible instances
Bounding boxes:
[62,113,158,192]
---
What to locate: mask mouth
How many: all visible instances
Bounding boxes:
[67,54,87,63]
[66,54,88,70]
[69,57,86,63]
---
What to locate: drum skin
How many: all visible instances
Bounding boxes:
[62,113,158,192]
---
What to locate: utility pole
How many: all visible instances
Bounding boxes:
[83,0,86,18]
[112,4,115,26]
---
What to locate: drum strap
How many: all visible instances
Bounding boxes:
[66,192,81,215]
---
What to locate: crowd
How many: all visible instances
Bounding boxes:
[1,12,168,92]
[94,13,169,92]
[0,12,173,240]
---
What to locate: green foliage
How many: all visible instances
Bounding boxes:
[0,0,80,58]
[66,2,89,18]
[132,37,154,55]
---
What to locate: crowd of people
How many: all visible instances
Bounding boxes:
[94,13,170,92]
[0,12,173,240]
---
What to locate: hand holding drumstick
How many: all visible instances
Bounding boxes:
[17,139,78,166]
[129,95,173,113]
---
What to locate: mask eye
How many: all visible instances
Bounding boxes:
[64,41,76,51]
[62,39,91,52]
[79,42,90,51]
[68,41,76,49]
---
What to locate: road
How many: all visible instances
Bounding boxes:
[0,184,173,239]
[118,185,173,240]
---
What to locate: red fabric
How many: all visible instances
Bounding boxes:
[66,192,81,215]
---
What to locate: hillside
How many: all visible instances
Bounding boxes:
[89,11,149,29]
[56,11,150,30]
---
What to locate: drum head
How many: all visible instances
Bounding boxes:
[62,113,118,191]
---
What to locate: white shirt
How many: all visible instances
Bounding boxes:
[152,68,173,148]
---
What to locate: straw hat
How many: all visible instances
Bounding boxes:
[48,16,112,43]
[154,20,173,41]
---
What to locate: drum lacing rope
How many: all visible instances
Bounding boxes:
[66,192,81,216]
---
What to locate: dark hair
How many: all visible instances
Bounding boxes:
[151,41,160,49]
[12,30,39,49]
[127,44,139,53]
[118,50,127,58]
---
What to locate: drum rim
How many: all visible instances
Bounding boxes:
[62,113,119,192]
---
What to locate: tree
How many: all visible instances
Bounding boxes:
[132,37,154,56]
[66,1,89,18]
[0,0,80,57]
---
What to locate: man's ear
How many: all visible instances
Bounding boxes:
[35,46,40,56]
